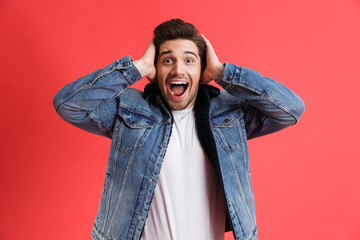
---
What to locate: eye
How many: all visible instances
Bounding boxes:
[185,58,194,63]
[163,58,173,64]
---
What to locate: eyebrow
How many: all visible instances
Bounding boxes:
[159,50,199,59]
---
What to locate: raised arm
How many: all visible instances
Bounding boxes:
[201,35,305,139]
[53,40,156,138]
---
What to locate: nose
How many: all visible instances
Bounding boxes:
[171,61,185,76]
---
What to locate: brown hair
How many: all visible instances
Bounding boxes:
[153,19,206,70]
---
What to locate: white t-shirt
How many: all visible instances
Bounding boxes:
[141,107,225,240]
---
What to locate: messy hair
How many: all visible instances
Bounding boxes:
[153,19,206,70]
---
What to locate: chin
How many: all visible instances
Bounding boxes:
[168,101,191,110]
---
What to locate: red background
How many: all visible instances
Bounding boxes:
[1,0,360,239]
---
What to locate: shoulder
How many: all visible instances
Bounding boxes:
[118,87,143,104]
[209,89,248,117]
[211,89,244,106]
[118,87,164,121]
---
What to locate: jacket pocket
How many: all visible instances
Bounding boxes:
[116,107,155,154]
[211,107,245,152]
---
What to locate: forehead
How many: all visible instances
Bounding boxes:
[159,39,199,56]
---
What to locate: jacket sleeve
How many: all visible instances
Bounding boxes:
[216,62,305,139]
[53,56,143,139]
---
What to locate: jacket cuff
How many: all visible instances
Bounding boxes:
[215,62,243,89]
[113,55,143,85]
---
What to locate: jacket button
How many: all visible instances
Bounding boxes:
[137,216,142,220]
[148,178,152,182]
[122,61,129,67]
[227,75,233,80]
[224,118,230,123]
[158,144,163,149]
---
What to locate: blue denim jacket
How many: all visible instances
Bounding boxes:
[53,56,304,240]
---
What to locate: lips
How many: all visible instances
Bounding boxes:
[170,81,188,96]
[167,80,189,98]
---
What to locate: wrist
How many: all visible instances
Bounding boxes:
[133,59,147,78]
[214,63,225,80]
[133,58,156,81]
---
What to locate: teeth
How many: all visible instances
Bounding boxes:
[170,81,187,85]
[169,81,188,96]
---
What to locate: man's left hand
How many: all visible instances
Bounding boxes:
[201,34,225,84]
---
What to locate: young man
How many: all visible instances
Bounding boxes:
[54,19,305,240]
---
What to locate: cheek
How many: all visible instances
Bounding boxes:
[155,69,165,83]
[189,69,201,83]
[156,65,169,79]
[155,70,167,92]
[189,63,202,78]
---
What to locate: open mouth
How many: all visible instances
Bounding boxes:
[169,81,189,97]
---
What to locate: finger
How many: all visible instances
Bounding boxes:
[144,39,156,59]
[201,34,218,60]
[200,34,214,51]
[200,34,210,45]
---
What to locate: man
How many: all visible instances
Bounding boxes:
[54,19,305,240]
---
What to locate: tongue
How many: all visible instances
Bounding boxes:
[171,85,186,96]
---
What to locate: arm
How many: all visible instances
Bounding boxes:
[53,40,156,138]
[201,35,305,139]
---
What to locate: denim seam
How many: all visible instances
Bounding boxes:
[210,104,242,118]
[87,100,114,130]
[107,127,143,235]
[54,83,89,111]
[101,122,122,233]
[118,105,163,125]
[229,81,300,123]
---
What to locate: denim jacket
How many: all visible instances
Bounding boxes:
[53,55,304,240]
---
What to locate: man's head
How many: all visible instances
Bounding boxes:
[153,19,206,70]
[153,19,206,110]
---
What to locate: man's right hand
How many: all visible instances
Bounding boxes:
[133,39,157,82]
